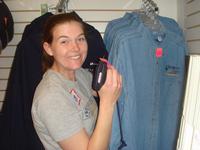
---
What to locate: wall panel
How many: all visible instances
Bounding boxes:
[185,0,200,54]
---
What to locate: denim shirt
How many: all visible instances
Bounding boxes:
[105,13,187,150]
[104,13,136,51]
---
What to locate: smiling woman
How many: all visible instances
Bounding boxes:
[31,12,122,150]
[42,13,88,80]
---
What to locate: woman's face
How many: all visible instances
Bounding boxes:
[44,21,88,74]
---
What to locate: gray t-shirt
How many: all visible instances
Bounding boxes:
[32,68,98,150]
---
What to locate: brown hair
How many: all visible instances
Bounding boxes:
[42,12,86,72]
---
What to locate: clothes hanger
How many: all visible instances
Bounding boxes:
[40,0,71,15]
[140,0,163,33]
[56,0,71,14]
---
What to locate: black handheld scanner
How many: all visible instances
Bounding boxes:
[92,60,107,91]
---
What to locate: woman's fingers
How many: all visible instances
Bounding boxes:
[106,65,122,90]
[105,66,113,86]
[98,64,122,106]
[117,73,122,89]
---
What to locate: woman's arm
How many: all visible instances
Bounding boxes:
[58,66,122,150]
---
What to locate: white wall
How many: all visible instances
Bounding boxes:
[177,0,186,29]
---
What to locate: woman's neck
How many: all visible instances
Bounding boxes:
[51,65,76,81]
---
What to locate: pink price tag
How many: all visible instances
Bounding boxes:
[155,48,163,58]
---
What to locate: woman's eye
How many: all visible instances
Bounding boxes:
[61,40,69,44]
[78,37,86,42]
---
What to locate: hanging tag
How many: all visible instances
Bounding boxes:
[155,48,163,58]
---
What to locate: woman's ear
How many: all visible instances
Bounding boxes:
[43,42,53,56]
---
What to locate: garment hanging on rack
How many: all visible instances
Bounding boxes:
[0,11,107,150]
[0,12,51,150]
[104,12,187,150]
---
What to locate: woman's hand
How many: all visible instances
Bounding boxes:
[98,64,122,107]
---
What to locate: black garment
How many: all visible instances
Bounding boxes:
[0,12,52,150]
[0,12,107,150]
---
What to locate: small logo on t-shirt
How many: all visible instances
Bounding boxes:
[69,89,81,105]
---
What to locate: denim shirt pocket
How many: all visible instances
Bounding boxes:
[164,65,180,80]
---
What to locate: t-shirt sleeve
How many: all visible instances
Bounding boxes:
[37,88,83,142]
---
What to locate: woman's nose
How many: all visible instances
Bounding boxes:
[71,40,80,51]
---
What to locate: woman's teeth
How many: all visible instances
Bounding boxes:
[71,55,80,59]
